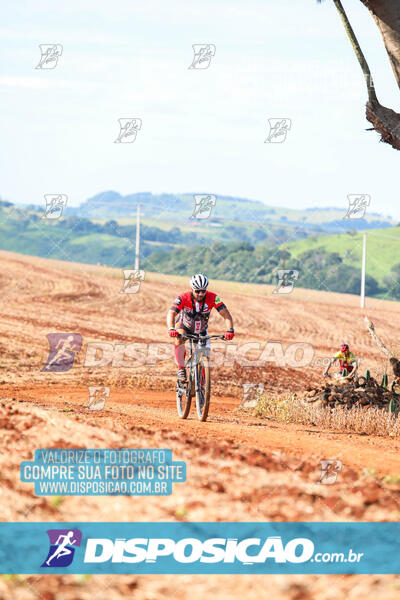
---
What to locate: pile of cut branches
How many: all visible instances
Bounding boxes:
[303,375,399,411]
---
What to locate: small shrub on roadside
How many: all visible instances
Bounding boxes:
[255,393,400,436]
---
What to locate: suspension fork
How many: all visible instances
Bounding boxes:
[187,339,197,388]
[191,341,198,393]
[194,345,206,393]
[188,340,200,394]
[185,338,205,392]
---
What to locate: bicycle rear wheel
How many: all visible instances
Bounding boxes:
[176,368,192,419]
[195,353,211,422]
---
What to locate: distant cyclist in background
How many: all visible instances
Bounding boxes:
[324,343,358,379]
[167,274,234,382]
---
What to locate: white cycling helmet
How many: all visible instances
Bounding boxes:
[190,273,209,290]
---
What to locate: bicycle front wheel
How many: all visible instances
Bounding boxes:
[195,353,211,422]
[176,368,192,419]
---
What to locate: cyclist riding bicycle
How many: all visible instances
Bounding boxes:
[323,343,358,379]
[167,273,234,382]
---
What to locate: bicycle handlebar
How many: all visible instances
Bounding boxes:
[178,333,227,341]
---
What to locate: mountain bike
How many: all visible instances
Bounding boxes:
[176,332,226,422]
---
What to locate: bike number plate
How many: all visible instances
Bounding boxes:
[194,321,201,333]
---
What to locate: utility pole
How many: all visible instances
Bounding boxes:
[135,203,140,270]
[360,232,366,308]
[282,232,286,272]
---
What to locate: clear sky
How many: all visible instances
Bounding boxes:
[1,0,399,217]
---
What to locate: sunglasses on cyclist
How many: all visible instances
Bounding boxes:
[193,289,207,294]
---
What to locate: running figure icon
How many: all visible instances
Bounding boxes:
[42,333,82,372]
[46,531,77,566]
[41,528,82,568]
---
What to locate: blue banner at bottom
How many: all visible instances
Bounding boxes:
[0,522,399,574]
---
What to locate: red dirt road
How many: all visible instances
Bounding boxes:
[5,384,400,478]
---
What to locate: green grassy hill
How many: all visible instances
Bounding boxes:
[144,227,400,300]
[3,196,399,300]
[285,228,400,288]
[0,201,309,261]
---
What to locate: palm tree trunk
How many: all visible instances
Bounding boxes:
[333,0,377,102]
[331,0,400,149]
[360,0,400,91]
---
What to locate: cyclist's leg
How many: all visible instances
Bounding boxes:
[173,315,186,367]
[174,321,190,380]
[174,331,186,368]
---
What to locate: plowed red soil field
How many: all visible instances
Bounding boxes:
[2,250,400,599]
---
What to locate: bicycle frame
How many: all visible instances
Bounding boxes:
[180,333,224,395]
[187,337,206,396]
[176,332,226,421]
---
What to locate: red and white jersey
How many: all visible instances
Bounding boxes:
[170,290,225,333]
